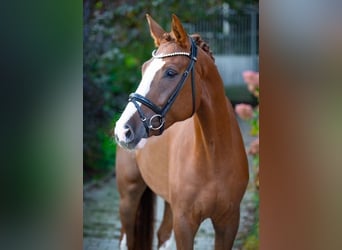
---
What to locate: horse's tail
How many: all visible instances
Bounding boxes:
[134,186,155,250]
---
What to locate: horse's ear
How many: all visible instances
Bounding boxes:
[146,14,165,47]
[171,14,188,48]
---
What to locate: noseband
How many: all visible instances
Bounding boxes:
[128,37,198,135]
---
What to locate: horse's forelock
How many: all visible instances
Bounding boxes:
[162,33,173,42]
[158,33,214,62]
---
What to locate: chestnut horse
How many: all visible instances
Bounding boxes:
[115,14,249,250]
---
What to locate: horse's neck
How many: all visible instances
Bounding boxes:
[194,62,233,152]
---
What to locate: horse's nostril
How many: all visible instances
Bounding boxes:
[125,129,132,139]
[124,124,135,143]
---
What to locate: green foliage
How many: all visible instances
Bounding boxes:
[243,227,259,250]
[250,109,259,136]
[243,192,259,249]
[98,130,116,170]
[234,70,259,248]
[84,2,147,179]
[225,85,258,106]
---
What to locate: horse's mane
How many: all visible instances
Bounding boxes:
[161,33,215,62]
[190,34,215,62]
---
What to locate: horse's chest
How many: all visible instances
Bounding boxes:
[136,144,170,200]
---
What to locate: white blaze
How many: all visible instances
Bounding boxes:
[136,59,165,96]
[115,59,165,143]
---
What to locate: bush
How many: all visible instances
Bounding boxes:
[235,70,259,248]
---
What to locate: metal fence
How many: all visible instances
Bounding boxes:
[186,4,259,85]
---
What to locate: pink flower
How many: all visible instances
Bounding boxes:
[235,103,253,120]
[243,70,259,85]
[248,138,259,155]
[243,70,259,97]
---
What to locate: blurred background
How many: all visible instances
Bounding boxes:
[1,0,341,249]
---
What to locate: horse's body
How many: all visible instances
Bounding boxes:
[115,14,249,250]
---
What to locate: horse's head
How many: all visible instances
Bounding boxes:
[115,14,202,150]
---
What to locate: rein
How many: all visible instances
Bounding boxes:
[128,37,198,135]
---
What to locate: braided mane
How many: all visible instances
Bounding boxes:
[190,34,215,62]
[161,33,215,62]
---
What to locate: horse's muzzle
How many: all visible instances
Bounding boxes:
[115,124,135,150]
[114,115,149,150]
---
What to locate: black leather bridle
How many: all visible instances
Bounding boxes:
[128,37,198,135]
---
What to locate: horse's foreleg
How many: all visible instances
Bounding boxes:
[157,201,173,249]
[118,188,145,249]
[212,208,240,250]
[116,147,147,250]
[172,210,200,250]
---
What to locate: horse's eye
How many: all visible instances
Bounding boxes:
[165,69,177,78]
